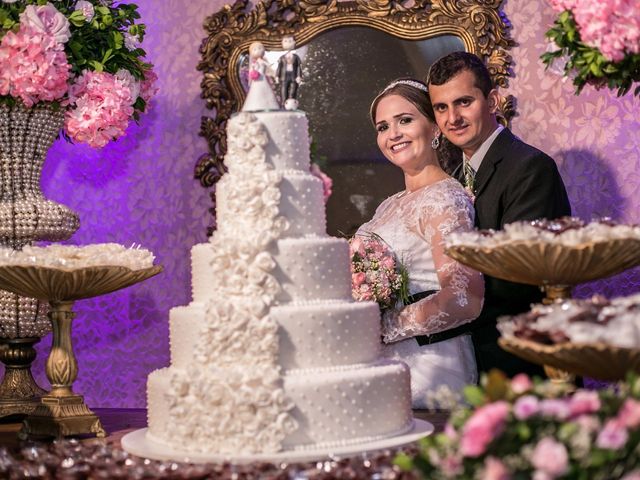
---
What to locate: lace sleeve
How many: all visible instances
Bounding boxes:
[382,187,484,344]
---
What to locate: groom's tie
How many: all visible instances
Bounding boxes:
[463,160,476,191]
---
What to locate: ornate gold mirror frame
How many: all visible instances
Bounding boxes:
[196,0,515,231]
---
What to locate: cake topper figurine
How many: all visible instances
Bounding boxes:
[242,41,280,112]
[276,36,303,110]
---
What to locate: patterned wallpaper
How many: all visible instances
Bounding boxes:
[6,0,638,408]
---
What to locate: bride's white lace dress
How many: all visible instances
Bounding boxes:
[357,178,484,408]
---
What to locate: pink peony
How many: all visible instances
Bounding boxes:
[568,390,601,417]
[596,419,629,449]
[513,395,539,420]
[484,456,511,480]
[64,71,134,148]
[460,401,510,457]
[0,25,70,106]
[20,3,71,44]
[531,437,569,478]
[618,398,640,429]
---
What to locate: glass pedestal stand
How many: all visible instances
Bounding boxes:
[0,263,162,438]
[0,337,46,418]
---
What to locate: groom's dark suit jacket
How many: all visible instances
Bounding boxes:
[455,128,571,377]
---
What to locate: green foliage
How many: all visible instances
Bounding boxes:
[541,11,640,97]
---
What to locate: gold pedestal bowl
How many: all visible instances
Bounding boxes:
[445,237,640,381]
[0,264,162,438]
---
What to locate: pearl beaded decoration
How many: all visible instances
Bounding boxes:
[0,103,81,339]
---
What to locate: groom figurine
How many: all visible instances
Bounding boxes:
[426,51,571,377]
[276,36,303,110]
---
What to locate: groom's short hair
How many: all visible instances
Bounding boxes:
[426,51,493,97]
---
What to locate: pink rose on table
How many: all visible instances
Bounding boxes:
[618,398,640,429]
[484,456,511,480]
[531,437,569,478]
[513,395,539,420]
[20,3,71,44]
[569,390,601,417]
[510,373,533,394]
[596,419,629,450]
[460,401,509,457]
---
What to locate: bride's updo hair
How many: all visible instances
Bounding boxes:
[369,77,462,175]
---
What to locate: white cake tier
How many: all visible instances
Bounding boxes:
[271,236,353,304]
[146,360,413,453]
[215,171,326,239]
[255,111,311,172]
[272,300,381,371]
[191,243,213,304]
[282,360,413,450]
[169,301,380,371]
[146,367,172,442]
[169,303,204,369]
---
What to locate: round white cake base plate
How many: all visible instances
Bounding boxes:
[121,419,434,464]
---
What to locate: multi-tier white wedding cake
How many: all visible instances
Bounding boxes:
[144,103,413,455]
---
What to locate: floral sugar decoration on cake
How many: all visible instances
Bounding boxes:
[498,293,640,349]
[0,244,155,270]
[447,217,640,249]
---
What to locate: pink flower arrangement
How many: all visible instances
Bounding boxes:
[542,0,640,96]
[0,1,157,147]
[349,233,408,309]
[0,26,70,107]
[399,372,640,479]
[64,71,134,148]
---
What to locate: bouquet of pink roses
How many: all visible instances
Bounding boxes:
[396,371,640,480]
[349,233,409,310]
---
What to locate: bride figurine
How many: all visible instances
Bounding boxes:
[242,41,280,112]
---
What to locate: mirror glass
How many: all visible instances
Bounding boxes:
[238,27,465,237]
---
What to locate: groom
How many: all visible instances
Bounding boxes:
[426,51,571,377]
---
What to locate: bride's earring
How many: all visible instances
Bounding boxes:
[431,132,441,150]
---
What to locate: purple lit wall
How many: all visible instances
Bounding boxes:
[9,0,640,408]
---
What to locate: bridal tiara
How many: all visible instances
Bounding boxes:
[382,80,428,93]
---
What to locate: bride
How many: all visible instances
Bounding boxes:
[357,78,484,408]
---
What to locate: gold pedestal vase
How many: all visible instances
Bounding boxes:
[0,263,162,438]
[0,103,80,418]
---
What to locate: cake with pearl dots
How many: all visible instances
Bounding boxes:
[138,89,418,459]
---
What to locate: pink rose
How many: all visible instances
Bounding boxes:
[539,398,570,420]
[20,3,71,44]
[569,390,601,417]
[531,437,569,478]
[350,237,364,256]
[510,373,533,394]
[484,456,511,480]
[618,398,640,429]
[622,471,640,480]
[74,0,95,22]
[440,454,463,477]
[249,69,260,81]
[380,255,395,269]
[460,401,510,457]
[513,395,539,420]
[352,272,366,287]
[596,419,629,450]
[575,414,601,433]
